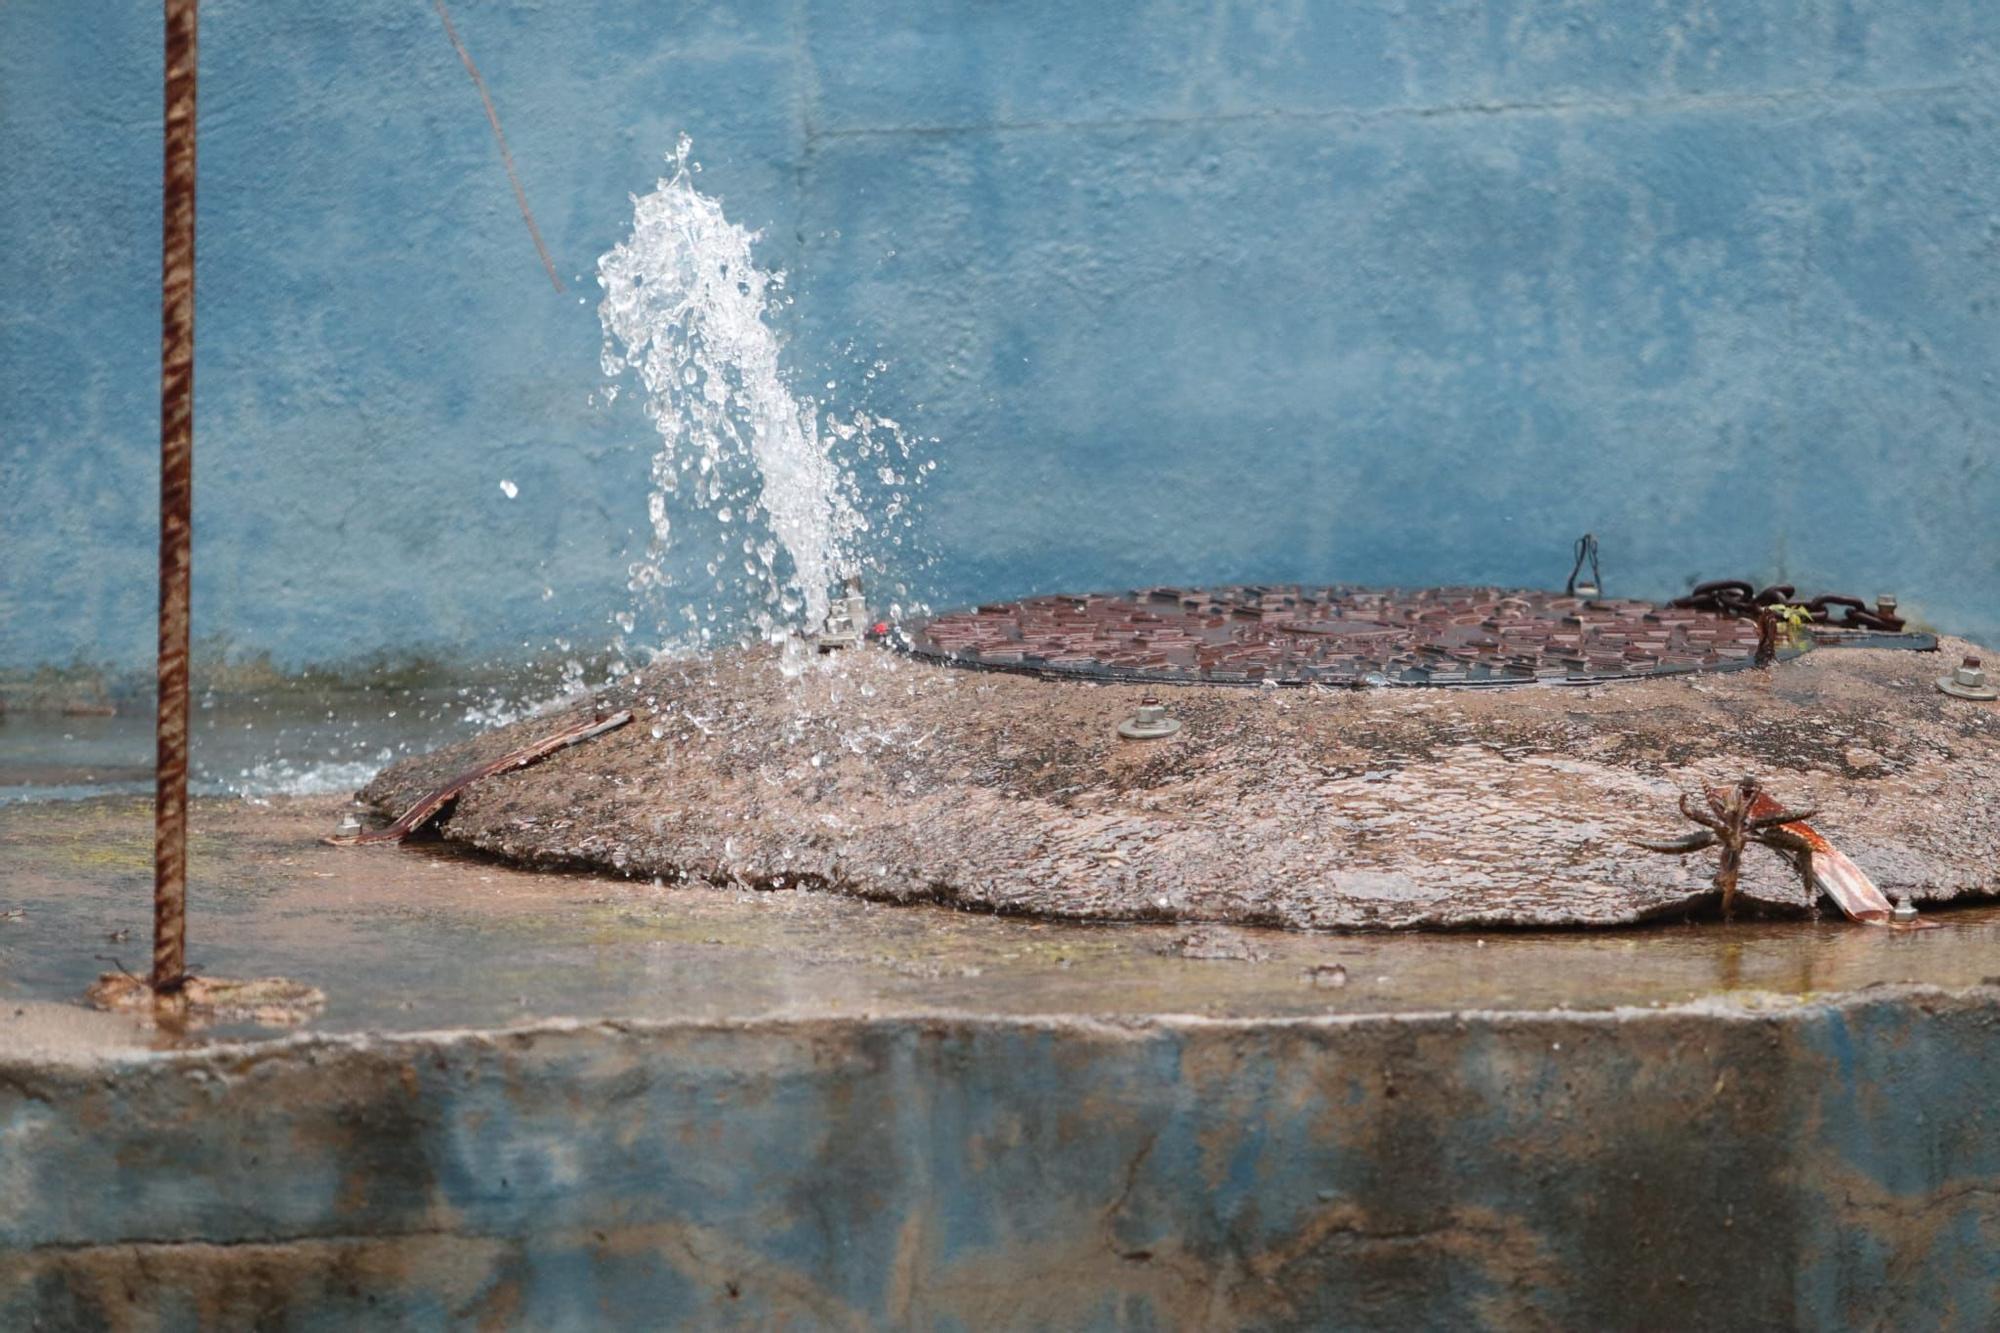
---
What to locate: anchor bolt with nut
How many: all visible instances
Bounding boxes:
[1118,695,1182,741]
[1938,656,1998,702]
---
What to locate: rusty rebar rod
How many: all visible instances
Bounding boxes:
[154,0,198,993]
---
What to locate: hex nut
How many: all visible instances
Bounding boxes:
[1938,656,1998,702]
[1118,696,1182,741]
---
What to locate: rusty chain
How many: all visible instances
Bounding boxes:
[1669,580,1906,633]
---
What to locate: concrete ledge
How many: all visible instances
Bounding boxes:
[7,988,2000,1329]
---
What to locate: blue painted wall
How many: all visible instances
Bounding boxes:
[4,0,1998,676]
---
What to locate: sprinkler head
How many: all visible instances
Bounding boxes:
[333,812,363,839]
[1892,898,1919,923]
[1938,656,1998,702]
[817,576,868,652]
[1117,695,1182,741]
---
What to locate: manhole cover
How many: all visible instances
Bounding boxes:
[896,585,1912,687]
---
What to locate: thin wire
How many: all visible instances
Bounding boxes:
[432,0,564,293]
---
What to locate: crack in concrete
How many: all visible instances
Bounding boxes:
[805,76,1984,145]
[1840,1180,2000,1217]
[1099,1129,1160,1262]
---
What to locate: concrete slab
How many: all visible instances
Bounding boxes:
[7,991,2000,1330]
[9,797,2000,1036]
[7,798,2000,1328]
[362,637,2000,930]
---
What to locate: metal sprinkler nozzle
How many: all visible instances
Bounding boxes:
[817,575,868,652]
[1117,694,1182,741]
[1891,898,1919,923]
[333,812,363,839]
[1938,656,1998,702]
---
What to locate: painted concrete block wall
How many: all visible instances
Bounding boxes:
[4,1,1998,676]
[7,996,2000,1327]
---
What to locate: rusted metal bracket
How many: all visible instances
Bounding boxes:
[1739,789,1936,929]
[325,711,632,846]
[1641,779,1938,928]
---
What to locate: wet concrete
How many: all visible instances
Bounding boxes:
[364,636,2000,930]
[7,796,2000,1327]
[0,686,493,805]
[9,797,2000,1036]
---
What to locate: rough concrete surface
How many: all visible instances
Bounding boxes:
[363,637,2000,930]
[7,797,2000,1328]
[6,994,2000,1330]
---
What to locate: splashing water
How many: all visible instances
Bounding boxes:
[597,136,929,655]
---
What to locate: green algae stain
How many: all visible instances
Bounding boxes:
[7,799,229,881]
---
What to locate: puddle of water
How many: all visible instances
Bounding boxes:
[5,795,2000,1045]
[0,691,488,805]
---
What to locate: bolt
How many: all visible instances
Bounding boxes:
[1117,694,1182,741]
[1939,655,1999,701]
[1892,898,1918,923]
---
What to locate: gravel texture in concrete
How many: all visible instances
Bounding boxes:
[362,637,2000,930]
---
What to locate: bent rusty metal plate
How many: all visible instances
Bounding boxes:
[896,586,1930,686]
[357,630,1999,932]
